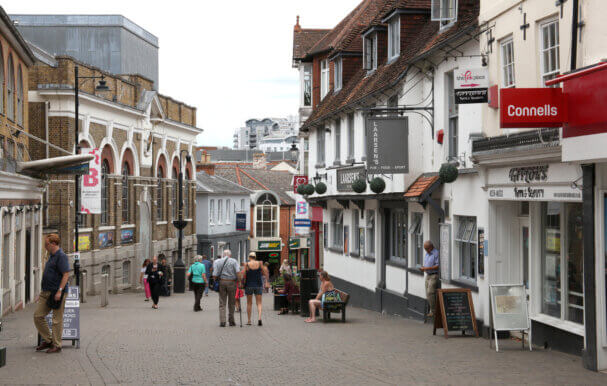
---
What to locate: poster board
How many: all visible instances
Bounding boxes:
[46,286,80,348]
[489,284,529,331]
[433,288,478,338]
[439,223,451,281]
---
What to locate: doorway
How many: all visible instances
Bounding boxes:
[25,230,31,303]
[519,218,530,291]
[139,193,152,265]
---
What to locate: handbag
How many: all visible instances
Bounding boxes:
[188,265,195,290]
[212,259,227,292]
[46,287,67,310]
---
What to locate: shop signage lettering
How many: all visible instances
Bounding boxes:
[258,240,281,251]
[454,68,488,104]
[365,117,409,174]
[514,187,544,199]
[336,166,366,192]
[508,165,548,183]
[500,88,567,128]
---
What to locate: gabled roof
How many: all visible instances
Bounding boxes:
[301,0,479,131]
[196,171,251,195]
[293,27,330,62]
[214,164,295,205]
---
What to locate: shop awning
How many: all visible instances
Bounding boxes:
[18,154,94,176]
[404,174,444,220]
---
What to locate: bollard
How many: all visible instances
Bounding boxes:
[100,274,109,307]
[81,272,87,303]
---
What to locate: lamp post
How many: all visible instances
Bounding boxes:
[172,149,191,293]
[74,65,109,287]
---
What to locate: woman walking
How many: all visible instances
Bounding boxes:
[145,256,164,309]
[140,259,151,302]
[186,255,207,312]
[244,252,269,326]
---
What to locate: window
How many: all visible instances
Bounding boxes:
[0,135,4,158]
[172,179,178,220]
[352,209,360,255]
[218,199,223,224]
[446,71,458,160]
[122,261,130,284]
[101,160,110,225]
[17,143,25,161]
[316,127,325,165]
[389,209,407,263]
[241,198,245,211]
[388,17,400,61]
[431,0,458,28]
[500,38,515,88]
[347,113,354,161]
[334,58,343,91]
[303,64,312,107]
[157,167,164,221]
[331,209,344,248]
[410,213,424,267]
[226,199,231,224]
[122,163,130,223]
[320,59,329,99]
[334,119,341,164]
[6,138,14,159]
[210,199,215,224]
[366,210,375,257]
[541,202,583,324]
[363,34,378,71]
[255,193,278,237]
[540,20,560,85]
[0,49,4,115]
[455,216,477,281]
[17,67,23,126]
[185,170,191,219]
[7,55,14,120]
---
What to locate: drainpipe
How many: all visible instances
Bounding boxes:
[570,0,579,70]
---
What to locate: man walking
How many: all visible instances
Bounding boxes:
[213,250,241,327]
[34,234,70,353]
[201,255,213,296]
[420,240,439,317]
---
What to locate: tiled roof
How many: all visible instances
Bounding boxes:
[214,165,295,206]
[196,171,251,195]
[301,0,479,131]
[403,175,439,198]
[293,28,330,61]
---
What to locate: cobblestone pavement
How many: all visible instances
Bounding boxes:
[0,291,605,385]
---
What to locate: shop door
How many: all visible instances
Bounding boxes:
[491,202,521,285]
[25,230,31,303]
[519,218,530,293]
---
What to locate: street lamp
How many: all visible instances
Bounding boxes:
[290,141,298,161]
[74,65,109,287]
[172,149,192,293]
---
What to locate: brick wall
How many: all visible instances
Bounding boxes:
[279,205,294,263]
[342,56,362,86]
[401,14,429,52]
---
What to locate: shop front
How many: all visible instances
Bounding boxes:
[250,238,283,280]
[289,237,310,271]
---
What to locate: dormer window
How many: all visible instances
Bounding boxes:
[431,0,458,29]
[363,33,378,72]
[320,59,330,99]
[387,17,400,61]
[334,57,343,91]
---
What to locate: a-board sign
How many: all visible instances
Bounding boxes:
[46,286,80,343]
[489,284,529,331]
[433,288,478,338]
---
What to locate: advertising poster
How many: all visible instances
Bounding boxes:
[235,213,247,231]
[80,148,102,214]
[46,286,80,341]
[121,229,134,244]
[73,234,91,251]
[98,231,114,248]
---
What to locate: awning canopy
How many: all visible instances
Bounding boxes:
[404,175,441,202]
[18,154,94,176]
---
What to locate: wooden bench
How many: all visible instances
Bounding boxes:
[322,289,350,323]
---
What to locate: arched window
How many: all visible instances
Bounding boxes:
[101,160,110,225]
[255,193,278,237]
[0,46,4,115]
[122,163,130,223]
[7,55,14,120]
[16,66,23,126]
[157,166,164,220]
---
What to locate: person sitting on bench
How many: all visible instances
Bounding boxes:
[305,271,334,323]
[278,273,299,315]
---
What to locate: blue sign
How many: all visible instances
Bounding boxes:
[294,218,311,227]
[236,213,247,231]
[121,229,134,244]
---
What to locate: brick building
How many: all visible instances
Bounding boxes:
[0,6,41,315]
[27,51,201,295]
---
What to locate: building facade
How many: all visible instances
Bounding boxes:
[233,117,298,150]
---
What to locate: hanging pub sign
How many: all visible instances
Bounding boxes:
[293,175,308,193]
[235,213,247,231]
[365,117,409,174]
[336,166,366,192]
[500,88,567,128]
[454,68,488,104]
[80,148,101,214]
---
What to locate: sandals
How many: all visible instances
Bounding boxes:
[246,321,252,326]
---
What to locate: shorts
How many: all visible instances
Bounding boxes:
[245,287,263,295]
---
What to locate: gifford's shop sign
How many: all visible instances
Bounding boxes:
[454,68,488,104]
[486,163,582,202]
[336,166,366,192]
[500,88,567,128]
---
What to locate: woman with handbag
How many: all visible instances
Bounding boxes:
[145,256,164,309]
[244,252,269,326]
[186,255,207,312]
[139,259,151,302]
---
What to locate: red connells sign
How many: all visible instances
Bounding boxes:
[500,88,567,128]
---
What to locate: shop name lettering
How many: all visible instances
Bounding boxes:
[508,165,548,183]
[339,171,363,184]
[372,122,379,166]
[507,104,559,117]
[514,187,544,198]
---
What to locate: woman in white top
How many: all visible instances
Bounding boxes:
[140,258,151,301]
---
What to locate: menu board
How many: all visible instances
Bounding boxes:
[433,288,478,338]
[489,284,529,331]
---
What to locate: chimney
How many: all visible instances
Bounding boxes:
[294,15,301,32]
[195,149,215,175]
[253,152,267,169]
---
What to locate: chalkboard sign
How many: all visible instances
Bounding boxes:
[433,288,478,338]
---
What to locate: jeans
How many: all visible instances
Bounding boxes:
[34,291,67,348]
[218,280,236,324]
[192,283,204,310]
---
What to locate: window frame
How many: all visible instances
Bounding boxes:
[387,17,401,61]
[454,216,477,282]
[209,199,215,225]
[347,113,355,161]
[255,193,279,238]
[366,209,375,257]
[500,37,515,88]
[121,163,130,224]
[226,198,231,224]
[7,55,15,121]
[16,66,23,126]
[217,199,223,224]
[156,167,164,221]
[446,71,458,160]
[334,118,341,164]
[410,212,424,267]
[334,57,343,91]
[320,59,330,99]
[540,19,560,85]
[101,160,110,225]
[431,0,458,28]
[303,64,312,107]
[331,209,344,249]
[316,127,325,165]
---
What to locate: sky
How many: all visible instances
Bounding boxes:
[3,0,363,147]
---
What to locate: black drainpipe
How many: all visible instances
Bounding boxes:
[570,0,579,70]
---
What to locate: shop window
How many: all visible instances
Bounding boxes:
[255,193,278,237]
[389,208,407,263]
[410,212,424,267]
[331,209,344,248]
[541,202,584,324]
[519,201,529,216]
[366,210,375,257]
[455,216,477,281]
[352,209,360,255]
[101,160,110,225]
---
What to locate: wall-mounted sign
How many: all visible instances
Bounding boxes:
[73,234,91,251]
[121,229,134,244]
[98,231,114,248]
[454,68,488,104]
[289,237,309,250]
[80,148,101,214]
[257,240,282,251]
[235,213,247,231]
[366,117,409,174]
[293,175,308,193]
[336,166,366,192]
[500,88,567,128]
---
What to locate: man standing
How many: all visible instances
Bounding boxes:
[201,255,213,296]
[213,250,241,327]
[419,240,439,317]
[34,234,70,353]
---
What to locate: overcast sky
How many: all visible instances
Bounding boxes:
[4,0,362,147]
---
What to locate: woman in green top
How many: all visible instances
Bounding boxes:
[187,255,208,312]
